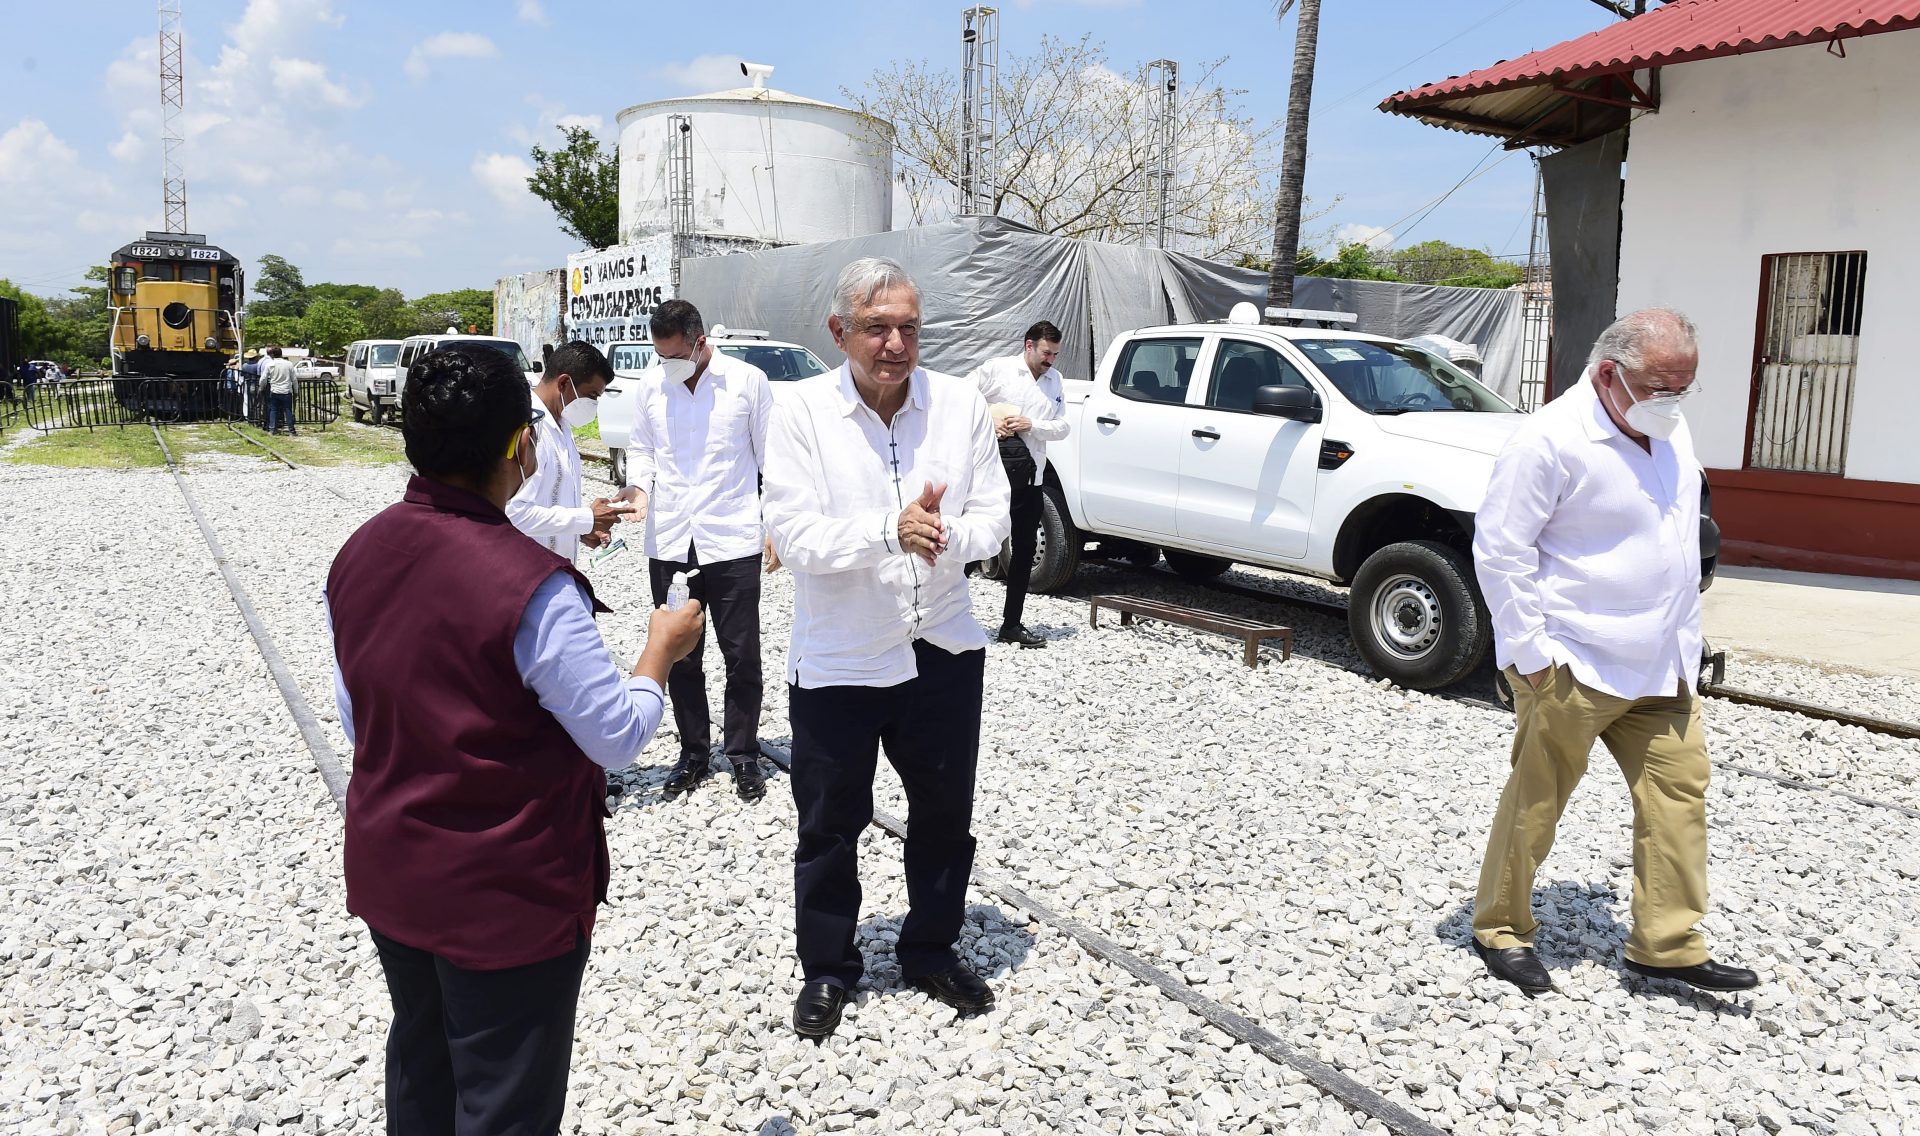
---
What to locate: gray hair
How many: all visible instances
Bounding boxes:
[1587,308,1698,374]
[831,257,918,325]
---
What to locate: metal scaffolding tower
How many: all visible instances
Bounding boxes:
[959,6,999,216]
[666,113,695,291]
[1145,60,1179,248]
[1518,153,1553,411]
[158,0,188,234]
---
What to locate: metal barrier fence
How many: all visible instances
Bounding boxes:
[15,376,341,433]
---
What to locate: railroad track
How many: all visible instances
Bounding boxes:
[149,437,1452,1136]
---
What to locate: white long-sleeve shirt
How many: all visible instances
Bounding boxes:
[1472,374,1702,701]
[507,388,592,563]
[763,365,1012,689]
[966,354,1071,485]
[621,351,773,563]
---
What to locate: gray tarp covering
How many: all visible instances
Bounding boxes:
[679,216,1528,400]
[1542,129,1626,397]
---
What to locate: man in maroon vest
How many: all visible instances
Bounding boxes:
[327,345,704,1134]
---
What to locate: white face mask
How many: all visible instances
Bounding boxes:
[560,376,599,428]
[658,338,704,385]
[1612,369,1686,441]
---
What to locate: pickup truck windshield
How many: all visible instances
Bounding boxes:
[718,344,831,382]
[1293,339,1515,415]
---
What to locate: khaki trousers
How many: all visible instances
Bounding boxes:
[1472,664,1711,967]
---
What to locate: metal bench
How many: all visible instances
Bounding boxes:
[1089,594,1293,668]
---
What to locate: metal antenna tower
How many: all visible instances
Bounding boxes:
[1145,60,1178,247]
[666,113,695,291]
[959,6,999,216]
[1518,153,1553,410]
[158,0,188,233]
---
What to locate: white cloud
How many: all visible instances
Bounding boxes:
[472,153,536,211]
[555,113,604,134]
[0,120,82,181]
[517,0,548,25]
[404,32,499,83]
[1335,223,1393,249]
[273,58,362,109]
[657,54,746,94]
[109,130,147,164]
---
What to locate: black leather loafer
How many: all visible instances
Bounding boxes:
[663,754,711,795]
[1473,939,1553,993]
[791,981,848,1038]
[731,759,767,802]
[909,964,994,1013]
[1626,958,1759,991]
[997,624,1046,648]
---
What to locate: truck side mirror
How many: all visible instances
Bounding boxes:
[1251,384,1321,423]
[530,360,543,373]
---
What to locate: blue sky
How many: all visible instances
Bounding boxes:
[0,0,1618,300]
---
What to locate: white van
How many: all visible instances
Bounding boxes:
[392,334,543,406]
[344,339,404,424]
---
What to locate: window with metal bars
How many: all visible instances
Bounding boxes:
[1748,251,1867,475]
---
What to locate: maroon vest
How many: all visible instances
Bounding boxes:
[327,475,612,970]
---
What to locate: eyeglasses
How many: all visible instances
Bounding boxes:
[506,405,547,460]
[1619,367,1699,402]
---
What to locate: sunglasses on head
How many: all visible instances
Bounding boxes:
[506,405,547,460]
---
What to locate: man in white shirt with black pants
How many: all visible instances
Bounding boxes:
[967,320,1071,647]
[614,300,776,802]
[1470,308,1756,997]
[764,257,1011,1039]
[507,340,630,562]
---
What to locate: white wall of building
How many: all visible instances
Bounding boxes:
[1616,33,1918,484]
[617,91,891,247]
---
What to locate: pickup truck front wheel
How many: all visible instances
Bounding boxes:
[607,447,627,486]
[1348,540,1489,691]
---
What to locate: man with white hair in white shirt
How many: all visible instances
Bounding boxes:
[1469,307,1757,997]
[763,257,1011,1039]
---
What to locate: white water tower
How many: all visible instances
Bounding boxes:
[616,63,893,246]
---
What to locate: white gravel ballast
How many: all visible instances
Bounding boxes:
[3,457,1916,1136]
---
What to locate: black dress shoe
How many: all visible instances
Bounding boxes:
[1473,939,1553,993]
[1626,958,1759,991]
[663,754,711,794]
[997,623,1046,648]
[909,964,994,1013]
[730,759,767,802]
[791,981,848,1038]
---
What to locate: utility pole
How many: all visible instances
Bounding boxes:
[1264,0,1321,314]
[158,0,188,233]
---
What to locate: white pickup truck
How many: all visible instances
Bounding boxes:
[1028,306,1529,690]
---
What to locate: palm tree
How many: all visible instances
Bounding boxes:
[1266,0,1322,313]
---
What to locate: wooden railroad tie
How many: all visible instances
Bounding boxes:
[1089,594,1293,669]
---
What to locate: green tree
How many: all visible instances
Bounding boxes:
[409,289,494,336]
[36,266,113,367]
[301,298,366,353]
[355,287,412,340]
[1383,240,1523,288]
[249,254,310,318]
[243,313,306,347]
[1306,242,1403,282]
[0,280,77,360]
[527,125,619,249]
[306,282,382,308]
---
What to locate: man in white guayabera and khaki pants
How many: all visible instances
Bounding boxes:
[1469,308,1758,997]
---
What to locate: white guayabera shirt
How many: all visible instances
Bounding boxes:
[506,389,591,563]
[764,365,1012,690]
[965,353,1071,485]
[621,350,774,564]
[1473,376,1703,701]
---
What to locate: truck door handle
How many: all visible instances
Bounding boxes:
[1096,414,1121,427]
[1191,428,1221,441]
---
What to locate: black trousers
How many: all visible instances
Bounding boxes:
[788,640,986,986]
[1002,479,1044,628]
[369,928,590,1136]
[648,547,763,764]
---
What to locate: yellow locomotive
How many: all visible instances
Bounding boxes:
[109,231,243,380]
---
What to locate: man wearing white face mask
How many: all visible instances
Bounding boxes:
[509,340,631,562]
[1468,308,1757,998]
[612,300,776,801]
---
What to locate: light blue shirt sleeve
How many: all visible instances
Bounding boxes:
[327,575,665,771]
